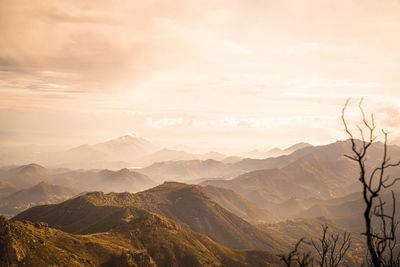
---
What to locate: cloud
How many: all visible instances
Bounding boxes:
[1,0,400,150]
[377,105,400,129]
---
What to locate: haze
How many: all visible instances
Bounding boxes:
[1,0,400,153]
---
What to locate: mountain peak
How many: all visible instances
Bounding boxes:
[15,163,47,175]
[117,168,130,174]
[284,142,313,152]
[114,135,139,142]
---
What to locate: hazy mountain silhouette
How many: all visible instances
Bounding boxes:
[0,163,51,189]
[0,182,79,217]
[231,139,400,172]
[138,149,227,166]
[52,168,157,193]
[238,142,312,159]
[0,180,17,198]
[139,159,244,182]
[50,135,160,169]
[0,164,157,194]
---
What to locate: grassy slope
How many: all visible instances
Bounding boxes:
[14,183,286,252]
[2,211,281,267]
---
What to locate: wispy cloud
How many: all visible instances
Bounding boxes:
[1,0,400,150]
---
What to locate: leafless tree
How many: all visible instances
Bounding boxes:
[342,98,400,267]
[280,238,313,267]
[280,225,350,267]
[311,224,351,267]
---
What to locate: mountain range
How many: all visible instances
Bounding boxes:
[0,163,157,195]
[202,140,400,218]
[3,138,400,265]
[0,135,233,170]
[239,142,312,159]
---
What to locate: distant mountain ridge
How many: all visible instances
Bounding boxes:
[0,182,79,218]
[139,159,244,182]
[238,142,313,159]
[0,163,158,196]
[202,140,400,218]
[202,151,360,210]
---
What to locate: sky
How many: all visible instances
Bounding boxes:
[1,0,400,153]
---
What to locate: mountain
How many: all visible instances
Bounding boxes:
[267,197,321,219]
[204,185,278,223]
[0,163,51,189]
[139,159,244,182]
[137,149,227,167]
[92,135,159,157]
[48,135,160,169]
[231,139,400,173]
[0,180,17,198]
[202,152,360,216]
[202,140,400,218]
[14,182,286,252]
[221,156,243,164]
[263,142,313,158]
[238,142,313,159]
[52,168,157,193]
[283,142,313,154]
[0,136,231,170]
[2,214,281,266]
[0,182,80,217]
[138,141,316,183]
[0,164,157,194]
[270,191,363,219]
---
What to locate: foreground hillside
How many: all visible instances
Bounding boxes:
[14,182,284,252]
[9,182,367,266]
[1,213,281,266]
